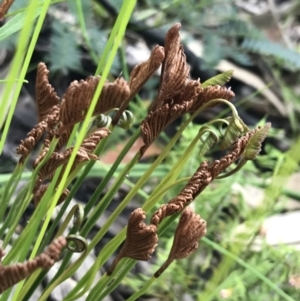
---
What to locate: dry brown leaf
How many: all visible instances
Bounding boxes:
[139,24,235,157]
[112,45,165,125]
[154,207,206,277]
[129,45,165,96]
[59,77,130,133]
[0,236,66,294]
[150,23,190,113]
[16,105,60,164]
[150,130,258,227]
[188,85,235,113]
[35,128,110,181]
[35,63,60,122]
[107,208,158,275]
[0,0,14,20]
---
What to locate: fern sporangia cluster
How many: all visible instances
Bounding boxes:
[16,37,165,206]
[15,22,271,284]
[140,23,235,156]
[0,236,66,294]
[107,125,270,276]
[15,23,237,207]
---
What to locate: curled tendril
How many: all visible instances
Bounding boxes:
[199,127,219,144]
[214,119,230,136]
[219,116,249,150]
[66,235,87,253]
[73,204,84,229]
[91,114,112,129]
[198,125,220,156]
[59,204,88,253]
[217,123,271,179]
[117,110,134,129]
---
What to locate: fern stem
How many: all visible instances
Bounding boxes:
[0,0,45,154]
[83,127,140,215]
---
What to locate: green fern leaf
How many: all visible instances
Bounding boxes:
[220,116,249,150]
[198,126,219,156]
[216,19,262,39]
[243,123,271,160]
[202,70,234,88]
[48,21,81,74]
[241,38,300,71]
[227,49,253,66]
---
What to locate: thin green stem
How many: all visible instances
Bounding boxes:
[0,164,25,235]
[125,277,156,301]
[84,127,140,215]
[97,260,137,300]
[37,2,137,299]
[80,121,205,298]
[75,0,99,63]
[2,137,59,253]
[0,0,50,153]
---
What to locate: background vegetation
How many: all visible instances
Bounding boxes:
[1,0,300,300]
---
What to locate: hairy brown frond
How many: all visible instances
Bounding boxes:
[80,128,111,152]
[0,236,66,294]
[189,85,235,112]
[59,76,99,132]
[59,76,130,133]
[36,63,60,122]
[150,23,190,113]
[107,208,158,275]
[154,207,206,277]
[150,131,254,227]
[35,147,96,181]
[140,80,201,155]
[16,120,49,163]
[139,24,235,157]
[35,128,110,181]
[112,45,165,125]
[0,0,15,20]
[129,45,165,96]
[16,105,60,163]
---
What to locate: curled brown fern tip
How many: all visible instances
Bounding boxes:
[150,130,260,227]
[16,105,60,164]
[153,23,190,108]
[0,236,66,294]
[139,24,235,157]
[139,23,199,155]
[129,45,165,96]
[36,63,60,122]
[189,85,235,113]
[35,128,110,182]
[58,76,130,134]
[0,0,15,20]
[107,208,158,275]
[154,207,206,277]
[112,45,165,125]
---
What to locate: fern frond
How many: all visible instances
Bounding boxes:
[227,49,253,66]
[67,0,94,28]
[241,38,300,71]
[215,19,262,39]
[48,21,81,74]
[202,70,233,88]
[202,34,226,68]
